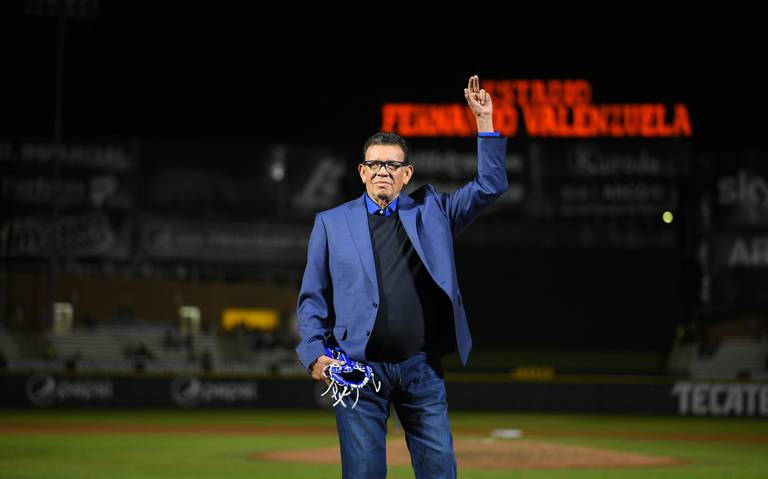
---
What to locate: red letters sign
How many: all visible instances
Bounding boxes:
[381,80,692,138]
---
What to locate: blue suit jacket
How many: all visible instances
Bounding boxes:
[296,137,508,370]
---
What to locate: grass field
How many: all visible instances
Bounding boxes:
[0,409,767,478]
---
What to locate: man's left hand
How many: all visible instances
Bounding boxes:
[464,75,494,132]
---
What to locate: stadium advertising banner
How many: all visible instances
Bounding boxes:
[704,150,768,311]
[3,373,767,416]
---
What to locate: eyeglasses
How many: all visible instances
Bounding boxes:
[362,160,409,172]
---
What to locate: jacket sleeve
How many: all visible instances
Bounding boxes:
[295,213,335,370]
[437,136,509,237]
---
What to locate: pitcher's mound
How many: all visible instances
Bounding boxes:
[251,438,687,470]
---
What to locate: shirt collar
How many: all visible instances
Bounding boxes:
[365,193,398,216]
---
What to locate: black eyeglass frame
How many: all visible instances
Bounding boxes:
[361,160,410,172]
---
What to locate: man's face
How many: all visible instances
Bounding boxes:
[358,144,413,205]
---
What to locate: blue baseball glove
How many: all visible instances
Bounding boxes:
[320,345,381,409]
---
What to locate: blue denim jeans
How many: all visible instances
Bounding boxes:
[335,351,456,479]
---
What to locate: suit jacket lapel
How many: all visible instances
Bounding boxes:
[396,192,432,277]
[346,193,378,289]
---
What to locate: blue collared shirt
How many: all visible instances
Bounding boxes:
[365,194,398,216]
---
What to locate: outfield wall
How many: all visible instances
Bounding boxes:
[1,372,766,417]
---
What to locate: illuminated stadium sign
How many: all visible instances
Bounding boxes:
[382,79,692,138]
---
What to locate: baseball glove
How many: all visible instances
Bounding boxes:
[320,345,381,409]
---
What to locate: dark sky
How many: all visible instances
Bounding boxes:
[1,2,764,147]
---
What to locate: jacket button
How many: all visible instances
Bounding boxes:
[372,302,378,308]
[366,330,371,336]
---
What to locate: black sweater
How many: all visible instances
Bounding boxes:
[365,211,455,361]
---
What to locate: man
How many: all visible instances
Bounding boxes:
[296,75,508,478]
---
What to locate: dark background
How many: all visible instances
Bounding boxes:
[1,2,764,146]
[1,1,766,357]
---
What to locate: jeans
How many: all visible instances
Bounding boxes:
[335,351,456,479]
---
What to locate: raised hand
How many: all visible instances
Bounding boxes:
[464,75,494,132]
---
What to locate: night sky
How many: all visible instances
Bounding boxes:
[0,2,765,148]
